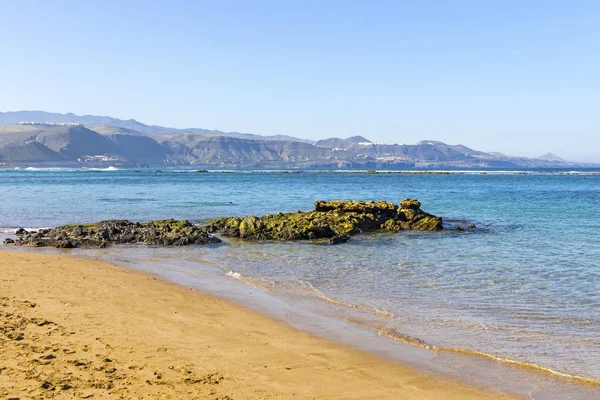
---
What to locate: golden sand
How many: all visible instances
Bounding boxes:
[0,250,521,399]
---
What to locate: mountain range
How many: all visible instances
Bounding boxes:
[0,111,311,143]
[0,111,593,169]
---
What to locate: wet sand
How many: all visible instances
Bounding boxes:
[0,250,520,399]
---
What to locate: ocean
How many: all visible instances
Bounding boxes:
[1,167,599,398]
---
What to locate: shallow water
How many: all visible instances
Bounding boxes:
[1,167,600,392]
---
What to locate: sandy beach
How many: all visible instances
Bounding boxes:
[0,250,520,399]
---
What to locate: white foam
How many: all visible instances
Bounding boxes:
[13,166,120,172]
[226,271,242,279]
[24,167,73,171]
[86,166,119,171]
[0,227,51,234]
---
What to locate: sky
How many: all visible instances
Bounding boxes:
[1,1,599,162]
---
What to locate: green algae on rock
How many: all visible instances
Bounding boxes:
[206,199,442,244]
[7,219,221,248]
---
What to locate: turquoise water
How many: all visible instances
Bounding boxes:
[1,167,600,387]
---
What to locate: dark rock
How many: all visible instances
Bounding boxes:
[15,228,28,236]
[120,234,135,243]
[400,198,421,210]
[55,240,74,249]
[329,235,349,244]
[71,227,85,237]
[207,199,443,243]
[314,200,398,216]
[3,238,15,244]
[11,219,221,248]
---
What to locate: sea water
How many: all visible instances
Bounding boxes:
[1,167,599,397]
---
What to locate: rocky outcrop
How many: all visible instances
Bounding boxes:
[3,200,443,248]
[206,199,442,243]
[8,219,221,248]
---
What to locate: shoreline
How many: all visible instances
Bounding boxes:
[3,166,600,175]
[0,250,520,399]
[97,245,600,399]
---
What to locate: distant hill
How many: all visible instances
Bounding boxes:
[315,136,371,149]
[346,136,371,143]
[0,110,594,168]
[314,137,352,149]
[0,141,64,162]
[0,111,155,133]
[0,111,313,143]
[0,125,169,164]
[538,153,566,162]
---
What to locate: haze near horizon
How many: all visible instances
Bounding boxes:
[1,0,599,162]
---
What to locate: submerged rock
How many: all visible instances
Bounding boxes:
[8,219,221,248]
[329,235,350,244]
[455,224,477,232]
[206,199,442,243]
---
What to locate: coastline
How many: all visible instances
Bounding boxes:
[3,166,600,175]
[0,250,520,399]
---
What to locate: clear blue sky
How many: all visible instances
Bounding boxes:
[1,1,599,161]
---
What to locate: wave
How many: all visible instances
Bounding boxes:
[23,167,77,172]
[10,166,120,172]
[164,169,599,176]
[0,226,51,234]
[225,270,242,279]
[223,270,395,318]
[170,169,600,175]
[99,197,156,203]
[86,166,120,171]
[222,268,600,387]
[344,317,600,386]
[350,170,600,175]
[4,167,599,175]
